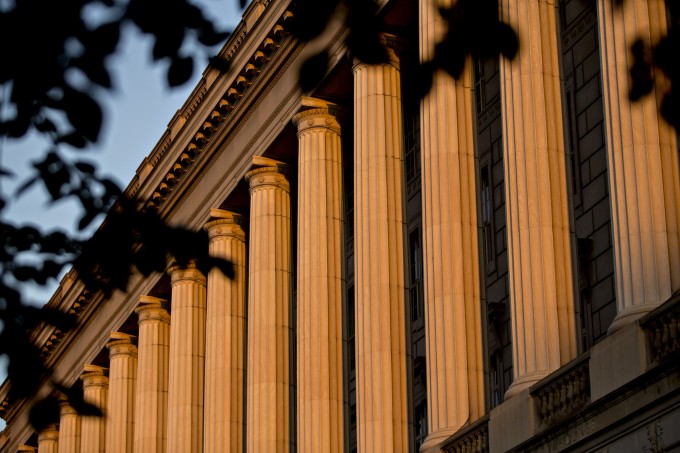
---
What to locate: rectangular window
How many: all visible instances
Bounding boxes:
[480,164,495,271]
[403,108,421,196]
[347,287,355,373]
[408,228,424,324]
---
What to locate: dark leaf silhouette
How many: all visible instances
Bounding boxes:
[0,0,677,434]
[168,56,194,87]
[29,396,61,432]
[57,132,89,149]
[299,51,330,92]
[63,88,103,143]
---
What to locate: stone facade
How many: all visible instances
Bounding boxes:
[1,0,679,452]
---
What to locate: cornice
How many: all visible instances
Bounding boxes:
[142,7,294,213]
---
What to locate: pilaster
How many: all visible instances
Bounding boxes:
[596,0,680,332]
[293,99,344,453]
[57,401,80,453]
[38,425,58,453]
[499,0,578,396]
[245,157,292,453]
[134,296,170,453]
[353,37,410,452]
[166,264,207,453]
[105,333,137,453]
[203,210,247,453]
[79,365,108,453]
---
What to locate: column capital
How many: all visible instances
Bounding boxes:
[38,424,59,443]
[352,33,403,71]
[168,262,207,286]
[80,364,108,388]
[136,295,170,323]
[205,209,246,241]
[292,97,342,134]
[107,332,138,357]
[59,398,78,416]
[245,156,290,192]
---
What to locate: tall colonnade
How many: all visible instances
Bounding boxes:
[28,1,677,452]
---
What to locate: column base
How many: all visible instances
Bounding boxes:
[591,321,647,401]
[489,387,536,452]
[420,427,460,453]
[608,302,660,335]
[504,370,551,399]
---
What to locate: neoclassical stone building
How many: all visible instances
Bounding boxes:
[1,0,679,451]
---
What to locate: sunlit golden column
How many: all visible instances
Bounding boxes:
[79,365,108,453]
[353,36,409,452]
[166,264,207,453]
[418,1,484,448]
[245,156,292,453]
[293,99,344,453]
[597,0,680,332]
[105,333,137,453]
[57,401,80,453]
[134,296,170,453]
[204,210,247,453]
[38,425,58,453]
[499,0,577,396]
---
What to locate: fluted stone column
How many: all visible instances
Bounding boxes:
[597,0,680,332]
[166,263,207,453]
[353,36,409,452]
[57,401,80,453]
[418,1,484,448]
[79,365,108,453]
[499,0,577,396]
[105,333,137,453]
[134,296,170,453]
[38,425,58,453]
[204,210,247,453]
[245,156,292,453]
[293,98,344,453]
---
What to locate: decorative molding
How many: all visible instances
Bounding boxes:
[37,425,59,443]
[224,28,249,61]
[168,264,207,285]
[144,10,293,212]
[107,333,138,357]
[441,415,490,453]
[183,85,209,120]
[641,295,680,365]
[292,107,342,135]
[531,354,591,428]
[81,365,109,388]
[245,166,290,192]
[205,211,246,241]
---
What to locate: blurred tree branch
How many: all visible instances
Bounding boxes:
[0,0,676,432]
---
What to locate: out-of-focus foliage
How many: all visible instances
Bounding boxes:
[629,1,679,129]
[0,0,676,434]
[0,0,232,431]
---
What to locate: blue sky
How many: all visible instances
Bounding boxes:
[0,0,244,427]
